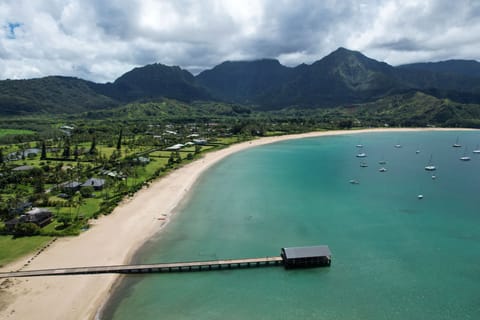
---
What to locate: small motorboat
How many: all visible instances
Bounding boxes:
[379,167,387,172]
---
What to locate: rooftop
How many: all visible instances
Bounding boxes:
[282,245,331,259]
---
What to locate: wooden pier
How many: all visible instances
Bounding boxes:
[0,245,332,279]
[0,256,284,279]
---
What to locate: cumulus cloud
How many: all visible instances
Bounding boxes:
[0,0,478,82]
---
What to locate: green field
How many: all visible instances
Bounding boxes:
[0,129,35,138]
[0,235,52,267]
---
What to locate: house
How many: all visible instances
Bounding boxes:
[193,139,207,145]
[59,181,82,193]
[81,178,106,190]
[281,245,331,269]
[22,148,41,158]
[187,133,200,138]
[133,156,150,164]
[9,201,32,215]
[166,144,184,151]
[12,165,34,172]
[5,207,53,231]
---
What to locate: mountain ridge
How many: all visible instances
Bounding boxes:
[1,48,480,115]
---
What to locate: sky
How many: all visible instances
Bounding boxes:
[0,0,479,83]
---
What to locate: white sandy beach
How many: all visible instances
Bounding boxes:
[0,128,475,320]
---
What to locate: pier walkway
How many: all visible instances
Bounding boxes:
[0,256,284,278]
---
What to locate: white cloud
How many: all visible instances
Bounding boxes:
[0,0,478,82]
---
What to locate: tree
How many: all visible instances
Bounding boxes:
[40,141,47,160]
[57,213,73,228]
[194,145,202,154]
[174,151,182,163]
[0,148,3,164]
[62,138,71,159]
[80,186,94,198]
[88,136,97,155]
[31,167,45,194]
[72,192,85,221]
[168,153,175,166]
[13,223,40,237]
[116,128,123,150]
[73,145,79,160]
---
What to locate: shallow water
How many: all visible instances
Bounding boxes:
[102,131,480,320]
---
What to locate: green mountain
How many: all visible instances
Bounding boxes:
[399,60,480,79]
[1,48,480,116]
[95,63,211,102]
[196,47,480,109]
[0,76,117,115]
[256,47,405,108]
[196,59,293,103]
[353,91,480,128]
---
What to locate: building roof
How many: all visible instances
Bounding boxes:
[82,178,105,187]
[26,207,52,216]
[59,181,82,188]
[12,165,34,171]
[282,245,331,259]
[166,144,184,150]
[23,148,41,155]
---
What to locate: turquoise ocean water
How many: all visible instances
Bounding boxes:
[102,131,480,320]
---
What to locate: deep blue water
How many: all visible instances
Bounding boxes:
[102,131,480,320]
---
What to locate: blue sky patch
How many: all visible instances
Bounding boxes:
[6,22,22,39]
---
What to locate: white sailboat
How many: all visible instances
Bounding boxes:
[378,155,387,165]
[356,147,367,158]
[453,137,461,148]
[460,147,471,161]
[473,144,480,154]
[424,155,436,171]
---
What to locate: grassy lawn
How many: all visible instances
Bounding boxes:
[0,129,35,138]
[216,136,240,144]
[0,235,52,267]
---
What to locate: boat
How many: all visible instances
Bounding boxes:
[360,162,368,168]
[460,147,471,161]
[356,153,366,158]
[416,150,420,154]
[379,167,387,172]
[453,137,461,148]
[356,144,363,148]
[473,144,480,154]
[394,144,402,148]
[424,155,436,171]
[378,155,387,165]
[417,194,424,199]
[432,175,436,179]
[349,179,360,185]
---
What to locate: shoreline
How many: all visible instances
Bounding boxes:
[0,127,476,320]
